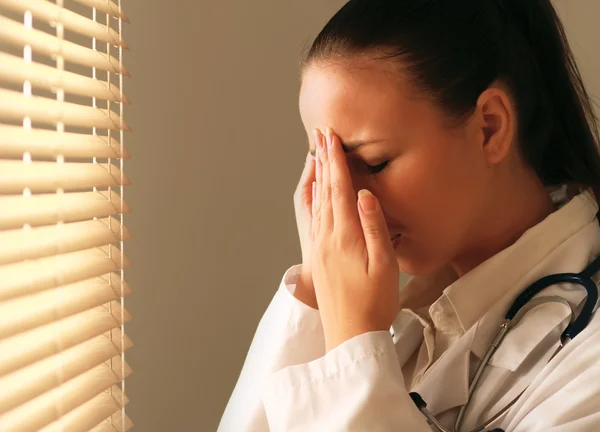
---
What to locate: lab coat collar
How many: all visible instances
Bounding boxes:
[416,186,595,347]
[411,323,477,416]
[464,187,599,362]
[391,186,600,417]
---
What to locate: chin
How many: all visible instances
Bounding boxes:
[397,260,435,277]
[393,243,446,277]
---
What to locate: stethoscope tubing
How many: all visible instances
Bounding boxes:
[409,209,600,432]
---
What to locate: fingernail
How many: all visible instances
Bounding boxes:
[358,189,376,213]
[326,128,334,149]
[318,132,327,162]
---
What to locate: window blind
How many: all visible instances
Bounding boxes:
[0,0,133,430]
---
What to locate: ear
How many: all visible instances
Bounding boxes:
[475,83,515,167]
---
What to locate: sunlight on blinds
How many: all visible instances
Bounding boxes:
[0,0,133,430]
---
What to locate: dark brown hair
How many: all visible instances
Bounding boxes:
[301,0,600,199]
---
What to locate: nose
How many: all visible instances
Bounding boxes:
[347,171,369,200]
[346,166,397,230]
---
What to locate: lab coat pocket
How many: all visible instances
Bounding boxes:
[487,301,571,372]
[461,303,572,429]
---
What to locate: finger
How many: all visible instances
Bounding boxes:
[325,128,359,233]
[311,180,316,240]
[301,150,316,186]
[296,151,316,209]
[313,129,323,237]
[320,129,333,233]
[357,189,394,273]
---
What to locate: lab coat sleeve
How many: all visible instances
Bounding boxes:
[262,330,431,432]
[217,264,326,432]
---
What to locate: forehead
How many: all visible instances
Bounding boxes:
[299,58,419,137]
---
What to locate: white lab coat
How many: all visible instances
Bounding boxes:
[218,187,600,431]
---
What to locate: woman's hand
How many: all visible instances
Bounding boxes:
[312,127,400,352]
[293,146,318,309]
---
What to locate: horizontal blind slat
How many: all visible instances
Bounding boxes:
[0,274,132,339]
[0,89,130,130]
[0,332,131,412]
[0,311,131,377]
[0,355,132,431]
[89,411,133,432]
[0,16,129,75]
[0,161,131,193]
[39,385,128,432]
[0,125,130,159]
[0,53,130,103]
[0,245,129,301]
[71,0,129,22]
[0,217,131,266]
[0,190,131,230]
[0,0,128,48]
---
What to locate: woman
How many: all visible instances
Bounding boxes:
[219,0,600,430]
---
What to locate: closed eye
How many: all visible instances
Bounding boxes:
[365,161,389,175]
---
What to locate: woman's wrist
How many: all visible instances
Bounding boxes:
[294,273,319,310]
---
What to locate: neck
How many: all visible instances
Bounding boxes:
[450,167,556,278]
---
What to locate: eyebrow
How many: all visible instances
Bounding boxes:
[309,139,383,158]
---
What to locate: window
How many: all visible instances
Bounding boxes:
[0,0,133,430]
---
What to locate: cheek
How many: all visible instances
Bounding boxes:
[402,138,481,245]
[383,141,484,276]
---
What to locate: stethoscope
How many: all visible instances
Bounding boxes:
[409,208,600,432]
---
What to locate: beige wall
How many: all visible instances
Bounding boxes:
[122,1,599,430]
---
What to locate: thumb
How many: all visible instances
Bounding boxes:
[357,189,394,272]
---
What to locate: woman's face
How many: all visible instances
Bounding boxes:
[299,57,494,277]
